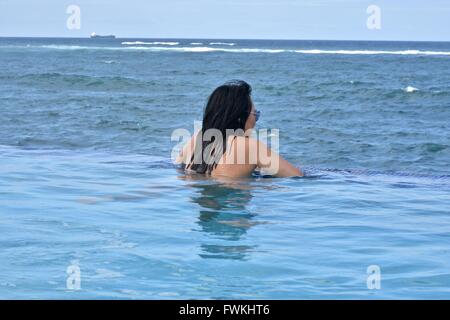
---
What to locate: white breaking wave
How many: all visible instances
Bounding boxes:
[121,47,450,55]
[124,46,285,53]
[190,42,203,45]
[121,41,179,46]
[293,49,450,55]
[7,45,450,56]
[209,42,236,46]
[404,86,419,93]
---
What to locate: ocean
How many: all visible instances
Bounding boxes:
[0,37,449,299]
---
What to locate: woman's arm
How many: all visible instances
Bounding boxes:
[255,140,303,177]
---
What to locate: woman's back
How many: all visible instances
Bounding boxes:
[211,135,256,178]
[176,80,303,178]
[178,132,303,178]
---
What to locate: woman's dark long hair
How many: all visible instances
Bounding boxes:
[187,80,253,174]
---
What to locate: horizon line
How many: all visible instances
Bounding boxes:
[1,36,450,43]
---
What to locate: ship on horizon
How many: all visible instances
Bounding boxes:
[90,32,115,39]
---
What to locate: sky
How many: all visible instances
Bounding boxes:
[0,0,449,41]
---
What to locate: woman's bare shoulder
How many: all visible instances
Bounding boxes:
[233,135,258,146]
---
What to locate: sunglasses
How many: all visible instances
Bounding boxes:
[251,110,261,122]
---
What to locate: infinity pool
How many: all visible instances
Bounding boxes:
[1,146,449,299]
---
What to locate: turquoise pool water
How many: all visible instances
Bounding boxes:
[1,146,449,299]
[1,38,450,299]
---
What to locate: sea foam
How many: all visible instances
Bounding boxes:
[404,86,419,93]
[209,42,236,46]
[7,45,450,56]
[121,41,179,46]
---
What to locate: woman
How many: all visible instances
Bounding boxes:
[177,80,303,178]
